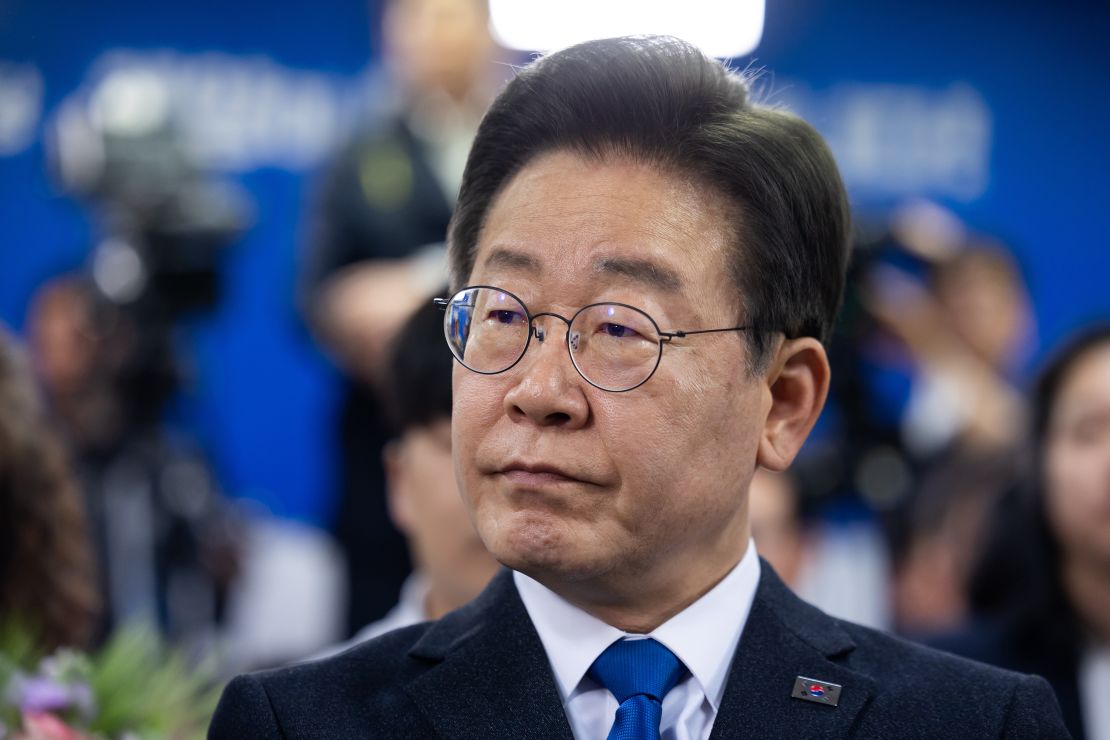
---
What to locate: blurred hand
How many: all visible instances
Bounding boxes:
[864,264,1025,453]
[314,254,443,385]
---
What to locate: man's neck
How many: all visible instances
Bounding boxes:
[546,542,750,633]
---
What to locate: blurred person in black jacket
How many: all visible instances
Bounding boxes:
[301,0,504,635]
[930,324,1110,739]
[25,277,238,646]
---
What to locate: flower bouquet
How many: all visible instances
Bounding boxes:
[0,622,219,740]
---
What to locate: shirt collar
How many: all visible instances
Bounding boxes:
[514,541,761,712]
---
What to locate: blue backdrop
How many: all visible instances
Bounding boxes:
[2,0,1107,525]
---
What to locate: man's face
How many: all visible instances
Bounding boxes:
[451,150,770,607]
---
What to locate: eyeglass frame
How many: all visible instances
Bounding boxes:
[433,284,750,393]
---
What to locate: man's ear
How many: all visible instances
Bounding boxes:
[383,439,413,534]
[756,337,830,472]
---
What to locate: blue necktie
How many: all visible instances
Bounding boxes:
[588,638,689,740]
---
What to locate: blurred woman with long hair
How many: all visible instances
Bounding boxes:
[0,325,99,651]
[933,324,1110,739]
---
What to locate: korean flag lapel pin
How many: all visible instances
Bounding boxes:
[792,676,842,707]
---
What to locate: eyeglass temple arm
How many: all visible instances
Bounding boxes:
[659,326,749,342]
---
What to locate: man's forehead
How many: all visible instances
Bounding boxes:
[466,151,739,306]
[478,246,683,295]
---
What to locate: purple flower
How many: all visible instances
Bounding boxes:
[18,677,72,713]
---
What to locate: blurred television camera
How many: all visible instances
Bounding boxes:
[32,68,252,648]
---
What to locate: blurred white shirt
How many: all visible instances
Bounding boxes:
[313,572,429,660]
[1080,642,1110,740]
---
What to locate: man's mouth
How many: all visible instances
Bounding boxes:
[498,461,589,487]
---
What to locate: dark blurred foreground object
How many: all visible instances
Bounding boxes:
[30,68,250,645]
[0,325,100,652]
[300,0,501,635]
[929,324,1110,740]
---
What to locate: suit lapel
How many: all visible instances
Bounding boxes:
[402,564,874,739]
[403,570,574,739]
[710,563,876,739]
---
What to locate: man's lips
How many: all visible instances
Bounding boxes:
[498,461,591,486]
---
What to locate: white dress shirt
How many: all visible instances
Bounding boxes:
[312,572,430,660]
[1080,641,1110,740]
[514,541,761,740]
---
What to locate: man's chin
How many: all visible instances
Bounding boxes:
[489,541,612,588]
[486,534,580,581]
[488,537,569,575]
[476,506,609,580]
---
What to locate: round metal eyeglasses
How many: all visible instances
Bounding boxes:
[434,285,750,392]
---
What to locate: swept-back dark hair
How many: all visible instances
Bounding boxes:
[448,35,850,369]
[383,290,454,434]
[968,323,1110,654]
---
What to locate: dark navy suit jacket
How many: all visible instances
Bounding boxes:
[927,617,1084,738]
[209,565,1069,738]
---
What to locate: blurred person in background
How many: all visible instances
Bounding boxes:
[750,467,890,630]
[888,451,1015,635]
[0,324,100,652]
[802,202,1035,635]
[301,0,505,636]
[747,469,807,588]
[868,229,1034,634]
[930,324,1110,739]
[865,209,1033,459]
[14,66,249,650]
[25,275,239,648]
[317,294,499,657]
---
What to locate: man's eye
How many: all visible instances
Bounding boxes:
[489,310,525,325]
[601,323,639,338]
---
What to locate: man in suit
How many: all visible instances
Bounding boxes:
[211,36,1069,738]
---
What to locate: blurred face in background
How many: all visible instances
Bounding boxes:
[748,468,805,587]
[382,0,494,101]
[28,279,97,397]
[1044,342,1110,571]
[934,250,1031,370]
[385,417,500,617]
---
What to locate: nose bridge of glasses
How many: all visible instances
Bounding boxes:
[520,311,588,383]
[529,311,574,345]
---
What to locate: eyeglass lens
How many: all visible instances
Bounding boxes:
[443,287,663,391]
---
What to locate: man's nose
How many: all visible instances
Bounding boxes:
[502,317,589,428]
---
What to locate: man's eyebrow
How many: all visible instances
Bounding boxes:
[481,247,542,273]
[594,256,682,293]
